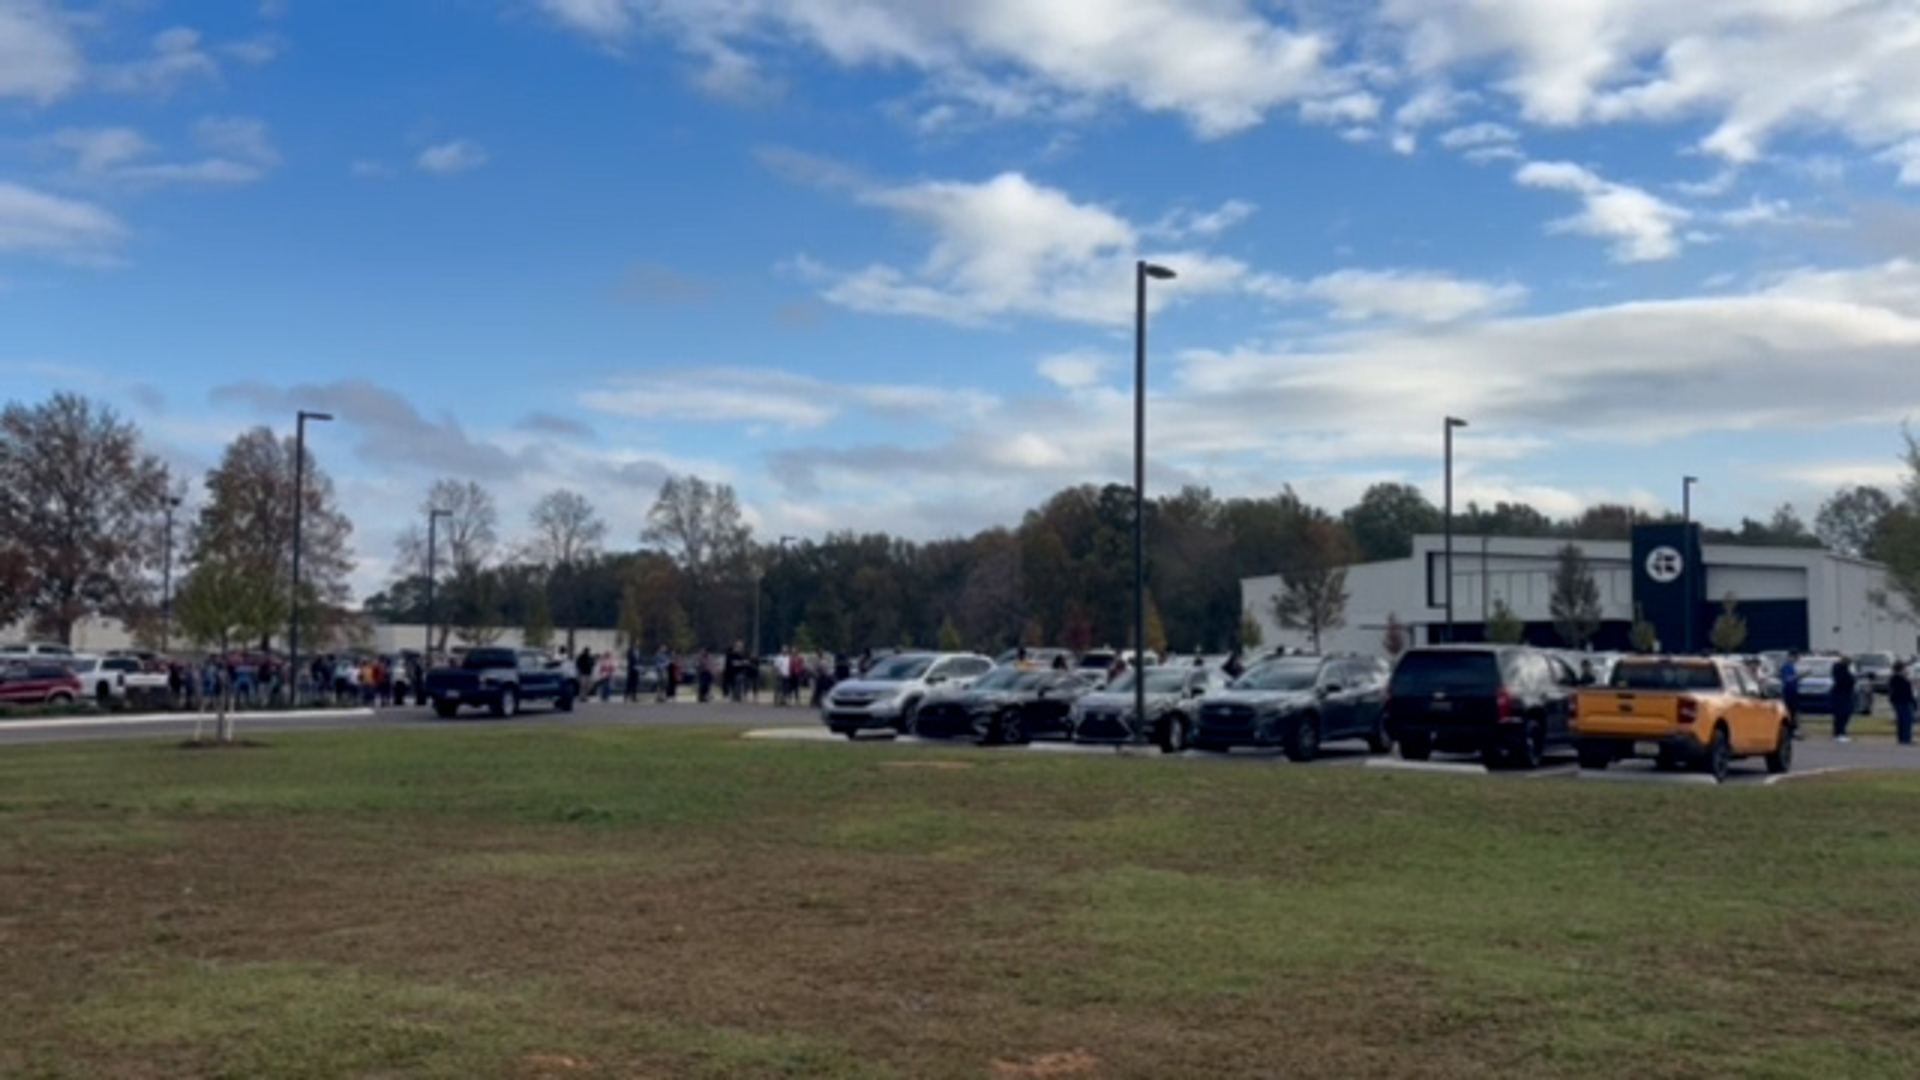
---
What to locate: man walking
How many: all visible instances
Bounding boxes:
[1831,655,1858,742]
[1890,660,1915,746]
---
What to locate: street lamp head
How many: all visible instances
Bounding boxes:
[429,507,451,520]
[1446,416,1469,429]
[1140,261,1176,281]
[299,410,335,423]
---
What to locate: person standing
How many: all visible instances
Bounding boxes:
[575,647,595,702]
[696,648,714,702]
[1890,660,1915,746]
[1831,655,1857,742]
[625,643,642,702]
[1779,652,1801,737]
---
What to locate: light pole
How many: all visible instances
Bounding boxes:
[161,495,180,653]
[1682,475,1698,654]
[1443,416,1468,643]
[424,507,450,693]
[1134,259,1176,735]
[773,535,797,653]
[288,409,332,704]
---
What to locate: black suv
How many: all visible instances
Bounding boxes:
[910,666,1092,744]
[1384,646,1576,769]
[1190,655,1391,760]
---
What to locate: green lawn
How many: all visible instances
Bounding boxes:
[3,726,1918,1079]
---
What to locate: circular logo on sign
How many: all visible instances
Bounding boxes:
[1645,546,1684,584]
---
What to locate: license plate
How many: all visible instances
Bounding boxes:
[445,691,459,699]
[1429,700,1452,712]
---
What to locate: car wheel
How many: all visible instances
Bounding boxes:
[995,709,1026,746]
[557,693,574,713]
[902,698,922,733]
[1159,713,1189,754]
[1765,722,1793,775]
[433,700,457,719]
[1576,743,1612,771]
[1398,734,1432,761]
[495,688,518,718]
[1283,714,1321,762]
[1515,718,1546,771]
[1701,725,1732,783]
[47,691,74,706]
[1364,716,1393,754]
[96,683,113,705]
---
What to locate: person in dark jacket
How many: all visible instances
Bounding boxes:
[1831,655,1858,742]
[1890,660,1915,746]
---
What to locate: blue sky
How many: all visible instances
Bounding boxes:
[5,0,1920,598]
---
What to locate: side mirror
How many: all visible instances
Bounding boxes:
[1319,684,1341,696]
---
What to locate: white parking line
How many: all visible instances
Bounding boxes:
[1364,759,1490,776]
[0,708,376,732]
[1762,766,1854,786]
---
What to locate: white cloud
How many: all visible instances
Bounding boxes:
[578,368,999,430]
[55,116,278,189]
[1037,350,1112,389]
[1515,160,1690,262]
[1718,197,1792,228]
[539,0,1340,137]
[195,116,278,166]
[51,127,153,174]
[98,26,220,96]
[800,171,1248,326]
[1148,199,1257,240]
[1438,122,1516,150]
[1882,139,1920,185]
[0,182,123,260]
[1254,269,1528,323]
[350,160,390,178]
[0,0,83,102]
[417,139,489,174]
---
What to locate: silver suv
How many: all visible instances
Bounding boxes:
[820,652,993,737]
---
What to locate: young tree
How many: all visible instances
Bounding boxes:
[522,587,554,650]
[174,555,285,742]
[190,425,356,646]
[1143,593,1169,656]
[1630,603,1659,653]
[0,393,170,642]
[1381,613,1408,657]
[528,489,606,652]
[936,615,963,652]
[1710,592,1748,653]
[1238,608,1264,650]
[1486,598,1525,644]
[395,479,498,649]
[1270,516,1352,653]
[1549,542,1603,648]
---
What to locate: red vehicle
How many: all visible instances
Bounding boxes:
[0,663,84,706]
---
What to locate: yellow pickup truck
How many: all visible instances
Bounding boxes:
[1572,657,1793,781]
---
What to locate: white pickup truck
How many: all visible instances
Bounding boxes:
[68,655,170,703]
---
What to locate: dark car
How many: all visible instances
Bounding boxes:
[0,663,84,707]
[1789,656,1874,716]
[910,666,1092,744]
[1384,646,1576,769]
[1071,664,1227,752]
[1853,652,1895,698]
[1190,655,1391,760]
[423,647,580,718]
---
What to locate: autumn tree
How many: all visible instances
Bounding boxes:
[643,475,753,644]
[1709,592,1748,653]
[1549,542,1603,648]
[1815,485,1894,559]
[1630,603,1659,653]
[0,394,170,642]
[1486,598,1525,644]
[1143,592,1169,656]
[527,489,606,652]
[189,426,355,648]
[1238,609,1263,649]
[1270,511,1354,653]
[394,479,499,648]
[936,615,963,652]
[1341,482,1441,562]
[174,554,285,742]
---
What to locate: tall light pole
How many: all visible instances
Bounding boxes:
[1682,475,1698,655]
[424,506,450,685]
[1443,416,1469,643]
[1135,260,1176,735]
[288,409,332,704]
[161,495,181,653]
[774,535,796,652]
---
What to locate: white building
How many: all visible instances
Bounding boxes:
[1243,530,1920,658]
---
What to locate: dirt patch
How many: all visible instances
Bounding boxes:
[993,1049,1101,1076]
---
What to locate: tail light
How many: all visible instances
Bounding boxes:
[1677,696,1698,725]
[1495,688,1514,722]
[1569,694,1579,722]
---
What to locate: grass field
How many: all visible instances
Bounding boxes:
[3,726,1919,1079]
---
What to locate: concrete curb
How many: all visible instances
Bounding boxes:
[0,708,378,732]
[1574,768,1720,786]
[1762,766,1855,786]
[1364,758,1491,776]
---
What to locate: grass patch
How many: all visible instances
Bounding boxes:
[2,726,1919,1078]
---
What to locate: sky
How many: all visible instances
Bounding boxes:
[4,0,1920,601]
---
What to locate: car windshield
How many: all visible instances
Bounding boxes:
[971,666,1034,691]
[1797,658,1835,678]
[1391,651,1501,694]
[1610,662,1724,691]
[866,655,934,681]
[1107,669,1189,693]
[1230,662,1319,691]
[1859,653,1893,666]
[461,649,517,670]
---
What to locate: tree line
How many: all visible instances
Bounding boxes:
[6,391,1920,656]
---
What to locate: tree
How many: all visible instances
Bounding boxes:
[528,489,606,652]
[643,475,754,643]
[1630,603,1659,653]
[0,394,170,642]
[1548,543,1603,648]
[1238,608,1263,650]
[522,587,554,651]
[173,555,285,742]
[1486,598,1525,644]
[1710,592,1748,653]
[1815,485,1894,559]
[395,480,498,649]
[1341,482,1441,562]
[1878,430,1920,618]
[936,615,963,652]
[618,577,645,648]
[1270,516,1352,653]
[190,426,355,647]
[1381,613,1408,657]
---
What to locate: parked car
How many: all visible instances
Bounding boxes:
[1384,646,1577,769]
[991,646,1075,669]
[1571,656,1793,781]
[820,652,994,737]
[0,663,84,707]
[423,647,579,718]
[911,665,1092,744]
[1789,656,1874,716]
[1191,655,1392,760]
[1070,664,1226,752]
[66,655,169,703]
[1854,651,1896,697]
[0,641,75,660]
